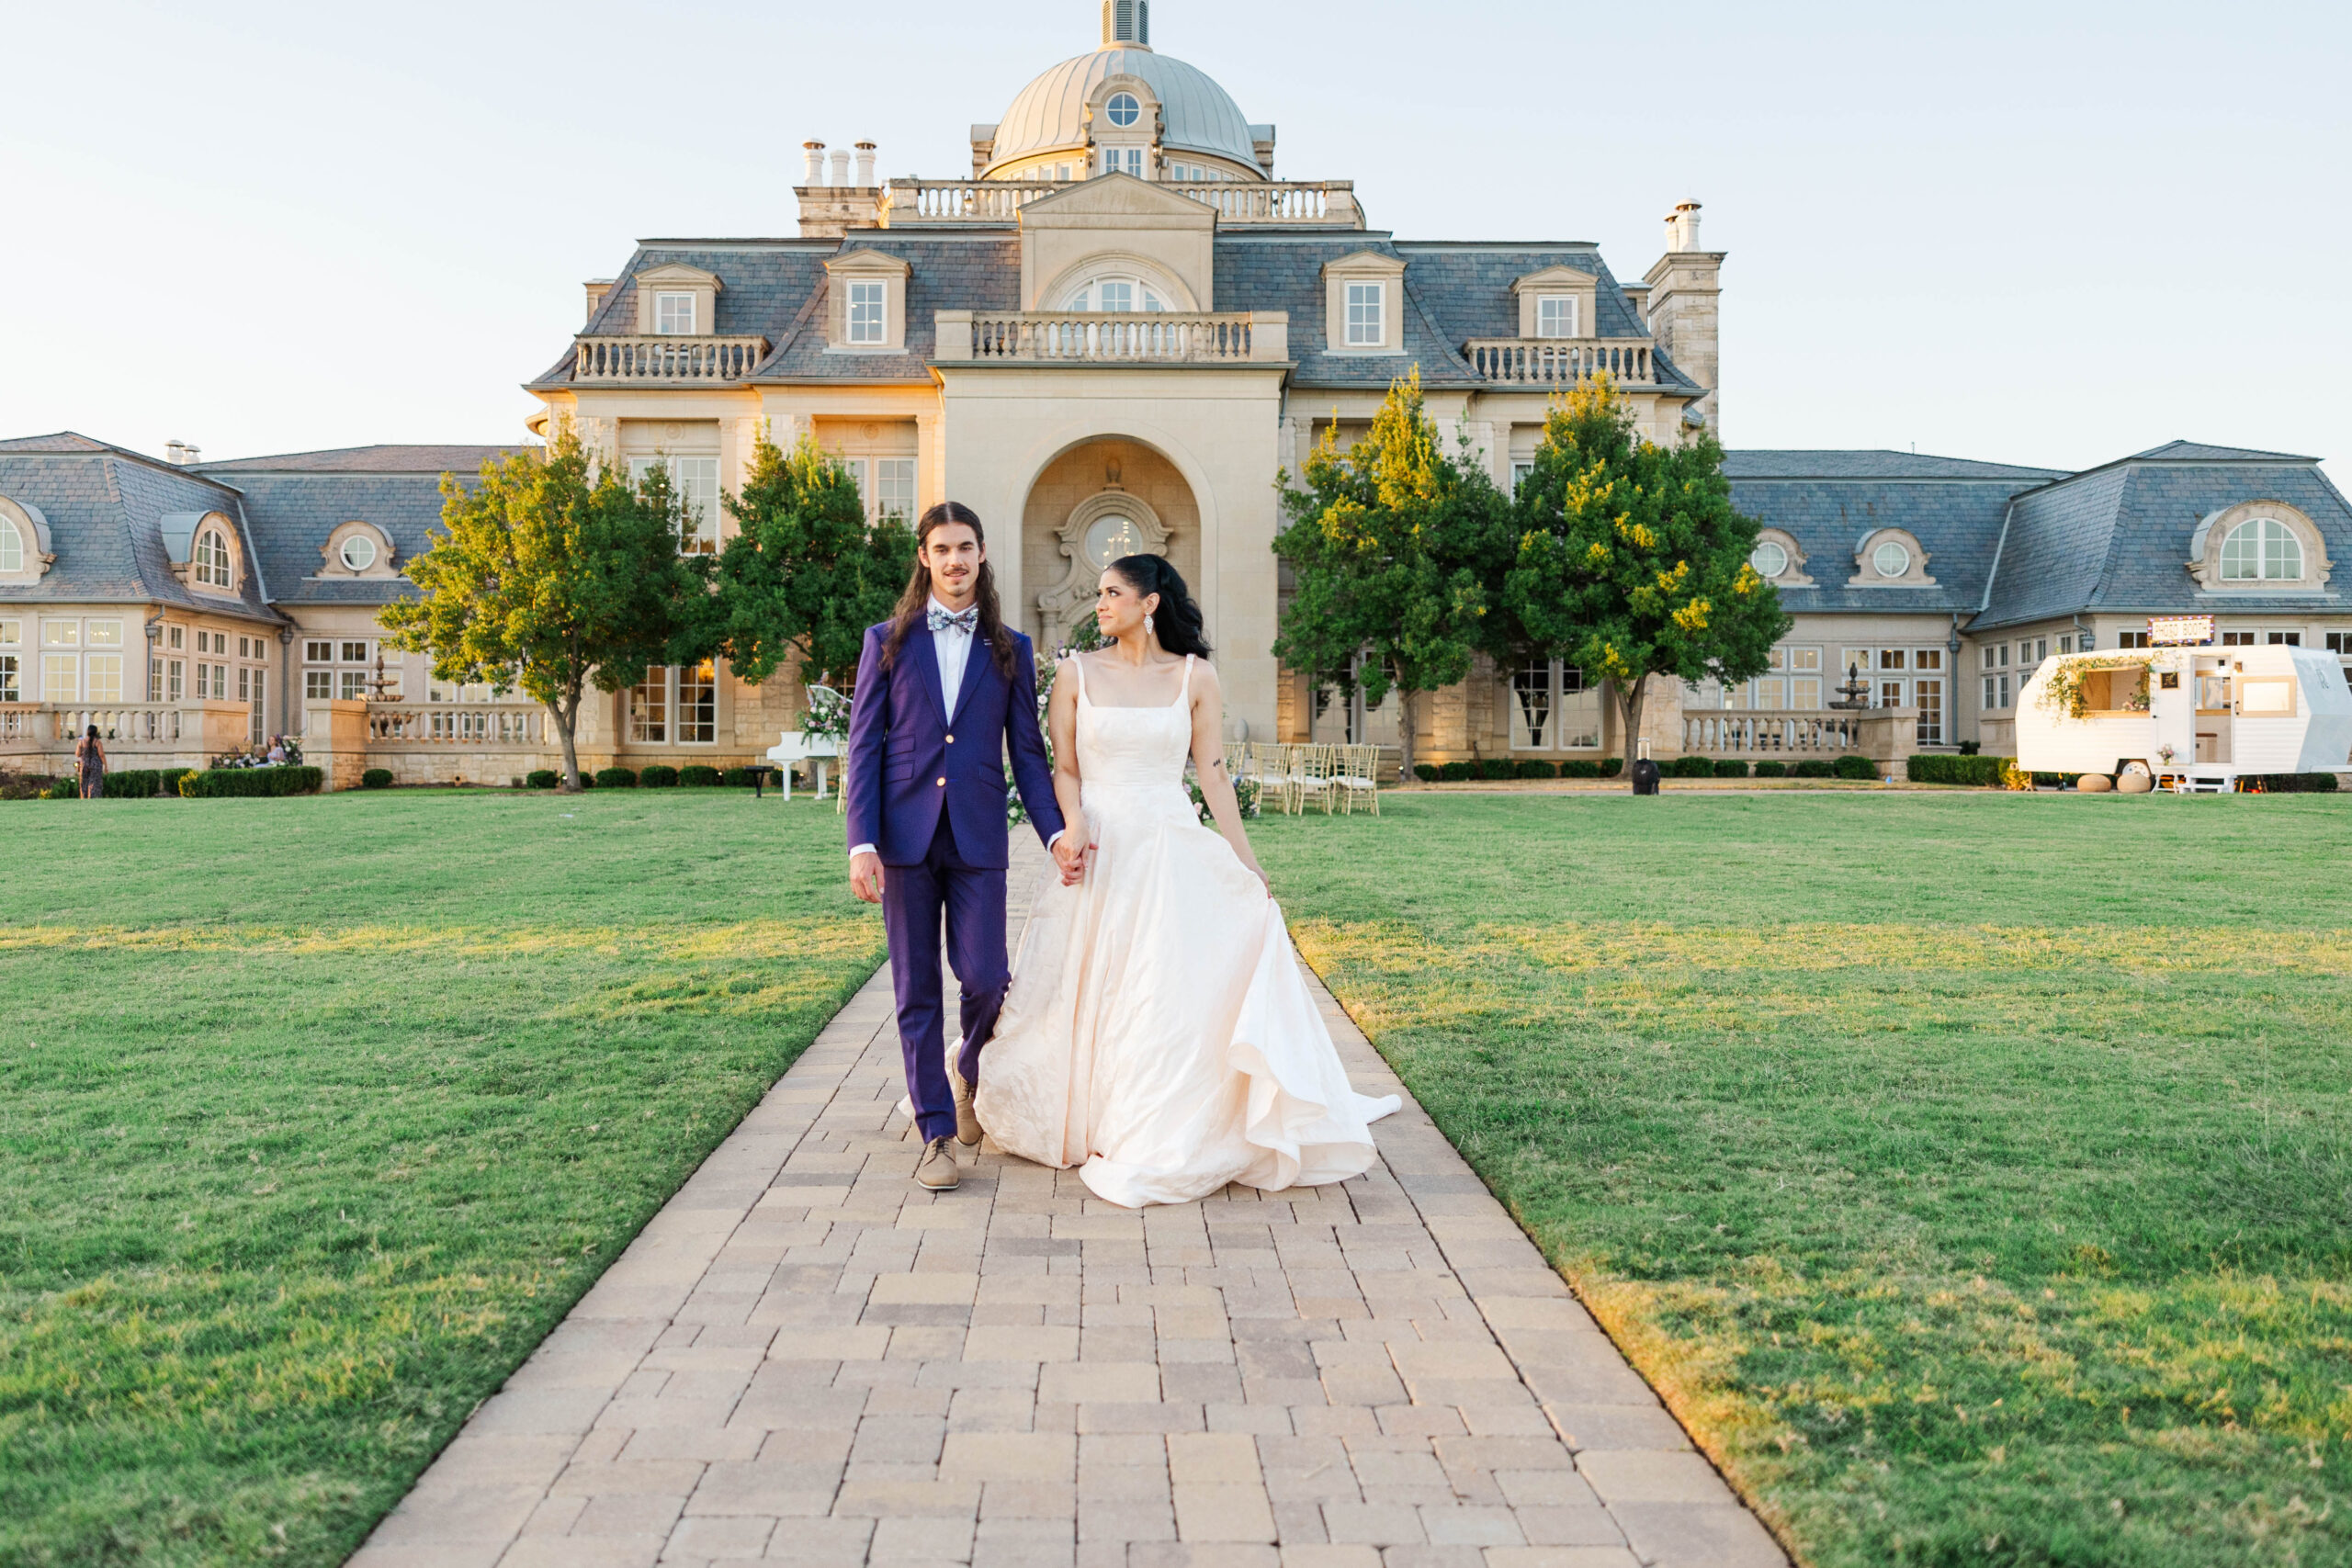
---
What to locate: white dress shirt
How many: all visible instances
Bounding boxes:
[851,598,1060,860]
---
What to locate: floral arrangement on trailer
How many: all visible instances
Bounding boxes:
[2034,651,2161,721]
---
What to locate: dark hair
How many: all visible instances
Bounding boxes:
[884,502,1016,681]
[85,725,100,739]
[1107,555,1211,659]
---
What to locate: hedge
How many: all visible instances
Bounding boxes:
[1668,754,1717,779]
[1600,757,1624,777]
[101,768,183,799]
[362,768,394,790]
[1833,755,1879,781]
[639,764,680,788]
[182,765,323,798]
[1412,763,1439,783]
[1713,759,1750,779]
[1753,761,1788,779]
[527,769,561,790]
[594,767,637,789]
[1906,754,2009,786]
[720,768,757,788]
[1559,759,1601,779]
[1477,758,1514,781]
[1514,759,1555,779]
[680,764,724,787]
[2248,772,2343,793]
[1792,759,1835,779]
[1438,761,1473,782]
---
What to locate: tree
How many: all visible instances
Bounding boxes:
[379,422,696,792]
[1274,370,1509,780]
[1501,378,1789,784]
[692,428,916,690]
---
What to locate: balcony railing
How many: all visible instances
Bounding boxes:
[879,178,1362,228]
[0,704,195,745]
[1465,338,1655,386]
[366,705,543,746]
[942,310,1285,365]
[573,335,769,383]
[1681,710,1861,756]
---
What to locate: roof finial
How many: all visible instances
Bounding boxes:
[1102,0,1148,47]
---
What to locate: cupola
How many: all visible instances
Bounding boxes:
[1102,0,1149,46]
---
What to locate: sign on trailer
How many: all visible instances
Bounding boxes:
[2147,615,2216,646]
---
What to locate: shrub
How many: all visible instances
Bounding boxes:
[639,764,680,788]
[45,777,80,799]
[1753,761,1788,779]
[1,771,63,802]
[1558,758,1601,779]
[2249,772,2343,794]
[1713,759,1750,779]
[102,769,164,799]
[1792,759,1835,779]
[361,768,394,790]
[679,764,723,787]
[1833,755,1879,782]
[2032,772,2065,788]
[1599,757,1624,778]
[1906,755,2008,787]
[185,765,323,798]
[1438,761,1473,782]
[720,767,756,788]
[1667,754,1715,779]
[594,767,637,789]
[1478,758,1514,781]
[526,769,561,790]
[1413,763,1440,783]
[1514,759,1555,780]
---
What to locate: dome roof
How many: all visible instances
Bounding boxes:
[987,46,1259,175]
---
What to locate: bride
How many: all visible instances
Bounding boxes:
[971,554,1401,1207]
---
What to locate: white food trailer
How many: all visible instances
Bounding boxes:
[2015,636,2352,792]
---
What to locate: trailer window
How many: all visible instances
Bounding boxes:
[2237,677,2294,716]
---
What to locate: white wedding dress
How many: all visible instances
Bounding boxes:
[974,654,1400,1207]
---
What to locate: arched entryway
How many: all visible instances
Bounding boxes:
[1019,438,1202,651]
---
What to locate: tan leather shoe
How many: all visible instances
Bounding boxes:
[915,1135,961,1191]
[951,1064,983,1148]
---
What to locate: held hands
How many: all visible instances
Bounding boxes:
[1052,833,1088,887]
[850,851,887,904]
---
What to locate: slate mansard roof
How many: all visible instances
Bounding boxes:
[541,228,1700,396]
[0,434,282,620]
[197,446,516,607]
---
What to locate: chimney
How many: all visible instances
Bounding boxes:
[1665,199,1702,253]
[1644,199,1725,438]
[854,141,876,186]
[802,141,826,186]
[830,149,851,186]
[164,440,200,466]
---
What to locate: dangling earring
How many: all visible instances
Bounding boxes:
[1145,612,1155,639]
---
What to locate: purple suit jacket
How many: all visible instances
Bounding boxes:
[844,618,1065,868]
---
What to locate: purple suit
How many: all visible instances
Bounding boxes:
[846,617,1065,1143]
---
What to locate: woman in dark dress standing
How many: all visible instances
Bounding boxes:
[74,725,106,799]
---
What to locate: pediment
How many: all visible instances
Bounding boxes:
[1511,265,1597,295]
[826,248,911,277]
[1319,249,1407,279]
[1021,174,1217,231]
[634,262,723,291]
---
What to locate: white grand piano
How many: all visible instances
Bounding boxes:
[764,686,848,802]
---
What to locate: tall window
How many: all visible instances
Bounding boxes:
[0,619,18,702]
[1510,660,1553,748]
[2220,517,2303,581]
[0,518,19,572]
[195,527,232,588]
[847,281,886,344]
[654,292,695,334]
[628,667,669,743]
[1345,283,1384,346]
[1509,660,1601,750]
[873,458,916,523]
[43,652,76,703]
[629,663,717,745]
[1100,146,1145,177]
[629,456,722,553]
[1535,297,1577,338]
[677,659,716,744]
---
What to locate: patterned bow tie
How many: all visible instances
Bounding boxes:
[928,605,978,635]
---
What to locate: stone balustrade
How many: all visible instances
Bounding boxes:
[1464,338,1655,386]
[1681,710,1863,756]
[0,701,255,768]
[938,310,1286,365]
[365,704,543,745]
[880,178,1361,228]
[572,335,769,383]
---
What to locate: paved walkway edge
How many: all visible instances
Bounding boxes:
[350,859,1786,1568]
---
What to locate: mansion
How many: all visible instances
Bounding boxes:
[5,3,2349,785]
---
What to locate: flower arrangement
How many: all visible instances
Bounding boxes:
[2156,742,2177,766]
[799,684,852,743]
[2035,652,2157,720]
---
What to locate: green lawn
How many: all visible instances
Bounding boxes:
[1254,793,2352,1568]
[0,790,885,1568]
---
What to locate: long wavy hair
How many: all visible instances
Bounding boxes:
[882,501,1017,680]
[1107,555,1213,659]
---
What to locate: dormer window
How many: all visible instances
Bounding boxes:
[0,517,18,573]
[2186,501,2331,592]
[2220,516,2302,581]
[1105,92,1141,128]
[654,292,697,334]
[1321,251,1408,355]
[195,525,233,588]
[848,281,888,344]
[1871,539,1911,579]
[1536,297,1579,339]
[1346,283,1384,346]
[340,535,378,572]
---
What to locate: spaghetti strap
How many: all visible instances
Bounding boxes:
[1175,654,1194,706]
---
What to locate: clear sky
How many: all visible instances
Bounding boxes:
[6,0,2345,477]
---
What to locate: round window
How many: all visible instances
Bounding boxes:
[1083,514,1147,570]
[1105,92,1141,128]
[1871,539,1911,579]
[340,535,378,572]
[1749,540,1788,579]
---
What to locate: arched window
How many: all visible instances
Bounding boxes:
[1065,275,1166,312]
[1871,539,1912,579]
[195,526,232,588]
[0,518,19,573]
[1749,540,1789,579]
[2220,516,2304,581]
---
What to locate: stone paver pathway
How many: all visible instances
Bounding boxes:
[352,852,1784,1568]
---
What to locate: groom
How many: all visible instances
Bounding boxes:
[846,502,1081,1190]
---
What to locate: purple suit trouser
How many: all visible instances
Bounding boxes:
[880,810,1009,1144]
